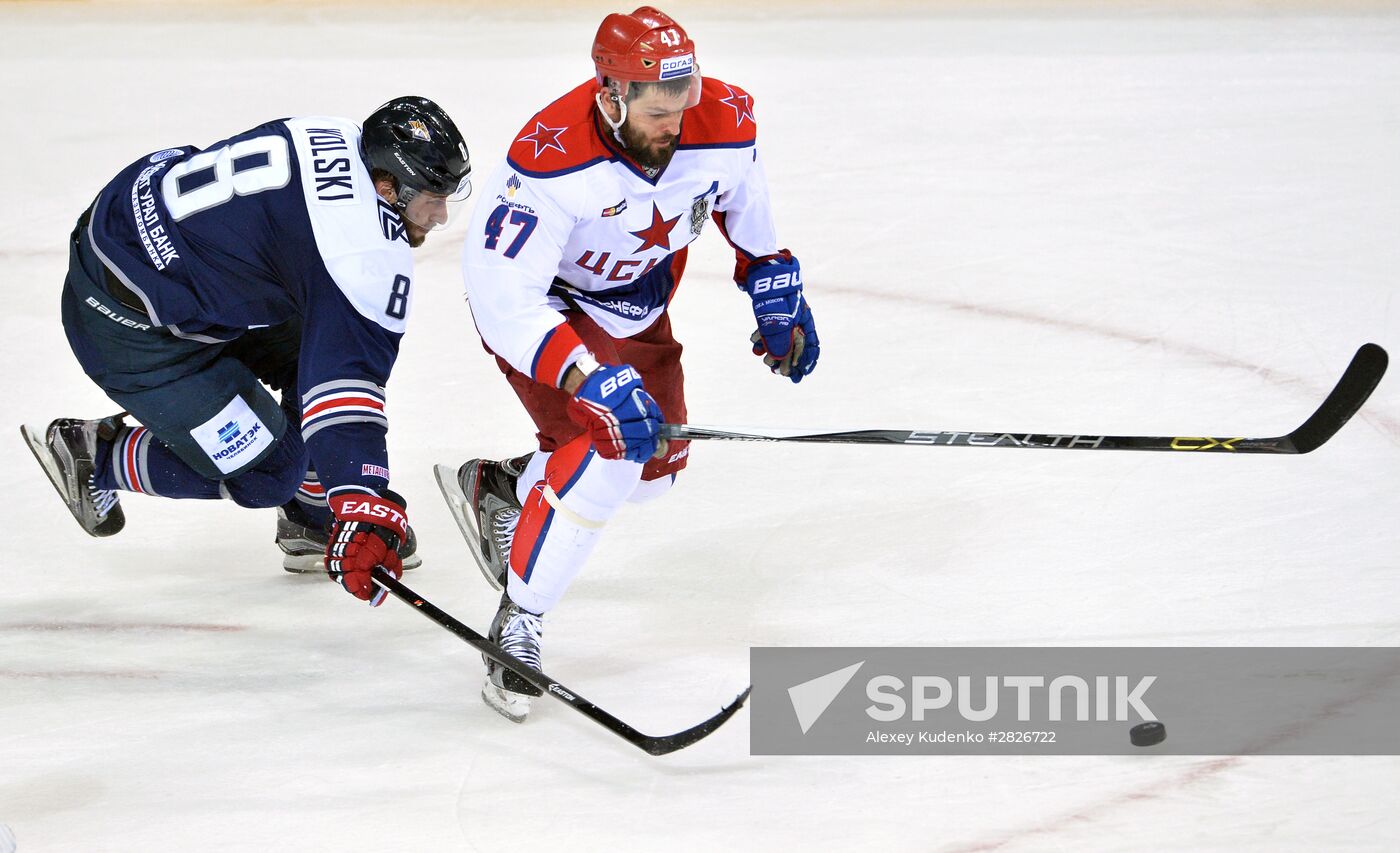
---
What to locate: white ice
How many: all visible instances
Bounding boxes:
[2,2,1399,851]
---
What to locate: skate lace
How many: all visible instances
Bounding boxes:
[498,607,543,671]
[88,475,118,519]
[492,508,520,562]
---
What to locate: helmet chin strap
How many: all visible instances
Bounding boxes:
[595,90,629,148]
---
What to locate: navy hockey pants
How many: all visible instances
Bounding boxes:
[59,212,307,507]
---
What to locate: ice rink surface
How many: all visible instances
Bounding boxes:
[2,1,1399,850]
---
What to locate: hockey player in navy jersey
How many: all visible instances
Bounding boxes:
[437,7,820,720]
[22,97,472,606]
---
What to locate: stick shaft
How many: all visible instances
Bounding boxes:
[663,343,1387,456]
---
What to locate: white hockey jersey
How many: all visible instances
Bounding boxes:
[461,77,780,386]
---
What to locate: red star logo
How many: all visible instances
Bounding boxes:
[518,121,568,158]
[629,202,682,253]
[719,85,754,128]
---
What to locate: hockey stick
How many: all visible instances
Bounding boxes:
[371,568,750,756]
[663,343,1387,455]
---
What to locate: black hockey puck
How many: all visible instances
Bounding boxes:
[1130,721,1166,747]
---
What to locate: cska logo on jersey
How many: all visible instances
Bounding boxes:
[519,121,568,158]
[629,202,682,252]
[719,84,754,128]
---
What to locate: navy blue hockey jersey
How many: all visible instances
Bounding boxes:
[85,116,414,500]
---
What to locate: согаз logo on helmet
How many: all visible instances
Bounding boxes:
[659,55,694,79]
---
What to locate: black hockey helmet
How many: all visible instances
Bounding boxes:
[362,96,472,201]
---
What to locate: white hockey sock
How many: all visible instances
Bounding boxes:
[517,449,550,505]
[628,472,676,504]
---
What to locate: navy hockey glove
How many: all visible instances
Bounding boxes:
[567,362,664,463]
[326,491,408,606]
[743,251,820,383]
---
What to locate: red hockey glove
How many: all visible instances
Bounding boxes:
[326,491,409,606]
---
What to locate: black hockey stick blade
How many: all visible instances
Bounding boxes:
[1283,342,1387,453]
[372,568,750,756]
[662,343,1387,455]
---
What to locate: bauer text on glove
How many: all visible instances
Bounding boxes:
[743,251,820,383]
[565,362,665,463]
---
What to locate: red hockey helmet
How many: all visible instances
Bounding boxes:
[592,6,701,108]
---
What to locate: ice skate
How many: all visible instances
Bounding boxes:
[20,415,127,537]
[434,453,531,590]
[482,590,544,723]
[276,502,422,573]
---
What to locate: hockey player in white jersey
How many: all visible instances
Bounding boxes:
[23,97,471,606]
[439,7,820,720]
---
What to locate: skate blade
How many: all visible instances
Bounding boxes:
[20,424,68,500]
[481,681,531,723]
[433,462,504,591]
[281,553,325,574]
[280,551,423,574]
[19,423,124,538]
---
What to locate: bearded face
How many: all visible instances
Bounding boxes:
[616,85,689,173]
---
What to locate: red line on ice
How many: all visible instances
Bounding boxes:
[0,669,162,680]
[0,622,245,633]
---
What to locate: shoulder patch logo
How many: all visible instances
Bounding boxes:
[690,182,717,236]
[719,84,754,128]
[377,199,407,244]
[518,121,569,158]
[601,199,628,217]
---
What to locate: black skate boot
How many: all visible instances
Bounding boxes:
[20,415,127,537]
[434,453,532,590]
[482,589,544,723]
[276,501,422,573]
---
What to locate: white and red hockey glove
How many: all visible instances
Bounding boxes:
[326,490,409,606]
